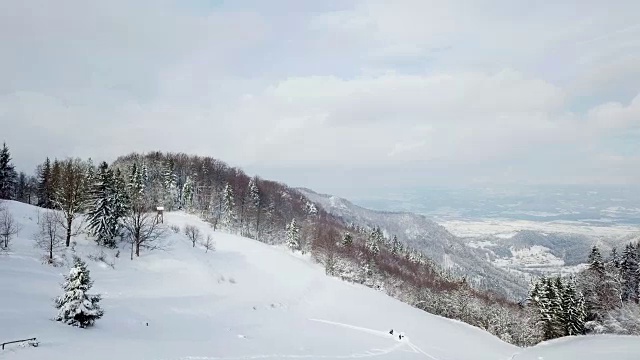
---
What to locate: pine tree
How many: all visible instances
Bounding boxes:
[54,256,104,328]
[248,177,261,238]
[367,227,381,256]
[286,218,300,251]
[37,157,54,208]
[563,278,586,335]
[112,168,130,235]
[391,235,401,256]
[588,246,606,275]
[220,183,236,229]
[0,143,17,200]
[342,232,353,247]
[181,176,194,209]
[609,247,621,269]
[620,243,639,302]
[86,162,118,247]
[162,161,177,210]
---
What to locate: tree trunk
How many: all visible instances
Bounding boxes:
[66,217,72,247]
[136,240,140,257]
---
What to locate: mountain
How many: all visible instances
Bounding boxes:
[3,201,639,360]
[298,188,529,299]
[1,200,517,360]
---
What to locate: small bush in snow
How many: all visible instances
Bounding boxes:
[169,224,180,233]
[184,224,201,247]
[203,234,215,253]
[55,256,104,328]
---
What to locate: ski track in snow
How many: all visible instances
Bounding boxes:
[174,319,441,360]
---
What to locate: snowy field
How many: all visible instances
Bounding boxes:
[1,201,638,360]
[438,218,638,239]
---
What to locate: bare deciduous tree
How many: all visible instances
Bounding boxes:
[203,234,215,253]
[34,211,64,263]
[53,158,89,247]
[122,210,167,259]
[184,224,201,247]
[0,209,20,249]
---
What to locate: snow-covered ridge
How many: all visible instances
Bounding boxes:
[1,200,518,360]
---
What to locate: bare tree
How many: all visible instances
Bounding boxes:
[122,210,167,259]
[184,224,201,247]
[53,158,89,247]
[203,234,215,253]
[34,211,64,263]
[0,209,21,249]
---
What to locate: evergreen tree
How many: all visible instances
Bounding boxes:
[181,176,193,209]
[14,171,28,203]
[37,157,54,208]
[342,232,353,247]
[367,227,381,256]
[609,247,621,269]
[86,162,118,247]
[563,278,586,335]
[620,243,639,302]
[248,177,261,238]
[391,235,401,256]
[286,218,301,251]
[162,161,177,210]
[220,183,236,229]
[54,256,104,328]
[0,143,17,200]
[588,246,606,275]
[112,168,130,235]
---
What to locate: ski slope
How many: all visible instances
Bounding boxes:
[0,201,636,360]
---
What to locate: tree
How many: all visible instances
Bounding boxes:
[181,176,193,209]
[55,256,104,328]
[563,278,586,335]
[184,224,201,247]
[342,232,353,247]
[53,158,90,246]
[247,177,261,239]
[0,143,17,200]
[37,157,54,208]
[203,234,215,253]
[34,210,64,263]
[86,162,118,247]
[286,218,300,251]
[220,183,236,230]
[162,161,177,210]
[620,244,639,303]
[0,209,20,249]
[14,172,28,203]
[391,235,401,255]
[121,163,166,258]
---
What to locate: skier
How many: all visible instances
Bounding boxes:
[389,329,394,335]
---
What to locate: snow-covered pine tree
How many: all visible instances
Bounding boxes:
[563,278,586,335]
[112,168,130,235]
[0,143,17,200]
[181,176,194,209]
[162,161,177,210]
[86,162,118,247]
[342,232,353,247]
[620,243,639,302]
[286,218,301,251]
[248,177,261,238]
[609,247,621,269]
[220,183,236,230]
[391,235,401,256]
[55,256,104,328]
[588,246,606,275]
[367,227,381,256]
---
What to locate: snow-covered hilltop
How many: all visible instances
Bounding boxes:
[2,202,639,360]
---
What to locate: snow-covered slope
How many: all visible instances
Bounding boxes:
[298,189,528,298]
[0,201,516,360]
[1,201,637,360]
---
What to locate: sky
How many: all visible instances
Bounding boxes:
[1,0,640,196]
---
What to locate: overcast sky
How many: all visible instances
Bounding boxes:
[2,0,640,196]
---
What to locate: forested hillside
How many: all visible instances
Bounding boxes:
[1,143,638,346]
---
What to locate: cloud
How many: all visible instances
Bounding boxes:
[1,0,640,192]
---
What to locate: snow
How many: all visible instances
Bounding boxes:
[439,218,638,239]
[513,335,640,360]
[0,201,636,359]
